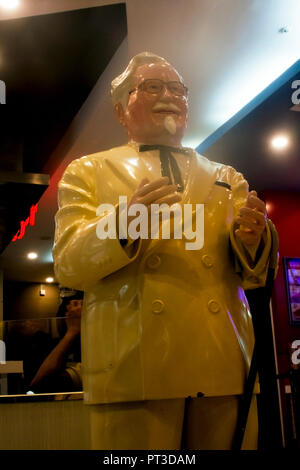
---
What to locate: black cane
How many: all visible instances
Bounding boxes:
[232,265,283,450]
[232,343,258,450]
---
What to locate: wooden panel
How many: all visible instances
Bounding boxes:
[0,398,92,450]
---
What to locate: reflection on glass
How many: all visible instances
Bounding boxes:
[0,317,82,395]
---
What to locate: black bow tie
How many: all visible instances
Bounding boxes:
[139,144,189,192]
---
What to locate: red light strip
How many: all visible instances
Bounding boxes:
[12,203,38,241]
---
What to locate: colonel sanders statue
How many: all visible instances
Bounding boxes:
[53,52,277,449]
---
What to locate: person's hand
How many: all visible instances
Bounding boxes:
[65,299,82,336]
[126,176,182,233]
[235,190,267,247]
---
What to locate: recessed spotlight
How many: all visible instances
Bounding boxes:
[271,135,289,150]
[0,0,19,10]
[27,252,38,260]
[46,277,54,283]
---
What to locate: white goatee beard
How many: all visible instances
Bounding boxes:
[163,115,177,135]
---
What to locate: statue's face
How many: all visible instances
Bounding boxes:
[117,62,188,146]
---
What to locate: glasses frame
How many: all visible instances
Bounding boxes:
[129,79,188,97]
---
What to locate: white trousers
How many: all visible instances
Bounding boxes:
[89,394,258,450]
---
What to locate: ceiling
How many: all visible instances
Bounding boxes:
[0,0,299,284]
[198,60,300,192]
[0,3,127,174]
[125,0,300,148]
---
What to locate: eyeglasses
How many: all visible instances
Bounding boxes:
[129,79,188,97]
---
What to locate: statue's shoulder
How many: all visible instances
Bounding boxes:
[90,144,133,161]
[192,149,246,186]
[74,144,131,164]
[63,144,132,173]
[192,150,225,176]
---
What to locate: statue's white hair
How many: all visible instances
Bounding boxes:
[111,52,180,109]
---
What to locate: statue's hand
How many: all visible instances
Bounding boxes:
[117,177,182,242]
[127,176,182,227]
[235,190,267,247]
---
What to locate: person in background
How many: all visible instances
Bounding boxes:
[28,292,83,394]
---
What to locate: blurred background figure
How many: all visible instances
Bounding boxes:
[3,288,83,395]
[28,289,83,393]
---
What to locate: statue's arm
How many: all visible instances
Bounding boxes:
[52,157,141,291]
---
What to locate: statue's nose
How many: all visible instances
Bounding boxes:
[159,84,174,100]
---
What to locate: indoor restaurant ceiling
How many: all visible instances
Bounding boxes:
[198,60,300,193]
[0,2,127,270]
[0,2,127,174]
[0,0,299,284]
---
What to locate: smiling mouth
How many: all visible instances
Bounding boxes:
[153,109,179,115]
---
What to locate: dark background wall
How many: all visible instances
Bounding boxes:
[3,281,59,321]
[261,190,300,373]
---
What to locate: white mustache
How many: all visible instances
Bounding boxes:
[152,102,181,113]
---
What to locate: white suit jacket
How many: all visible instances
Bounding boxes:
[53,144,274,404]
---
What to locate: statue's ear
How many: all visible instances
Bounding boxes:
[114,102,126,127]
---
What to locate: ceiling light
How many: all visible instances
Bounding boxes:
[0,0,19,9]
[46,277,54,283]
[27,252,38,260]
[271,135,289,150]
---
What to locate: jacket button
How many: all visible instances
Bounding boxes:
[208,300,220,313]
[201,255,213,268]
[152,299,165,314]
[147,254,161,269]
